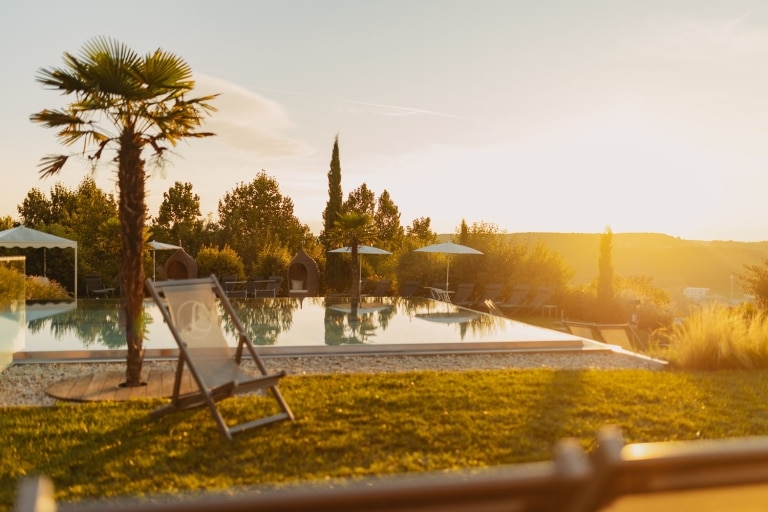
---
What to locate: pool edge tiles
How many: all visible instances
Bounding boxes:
[12,339,617,363]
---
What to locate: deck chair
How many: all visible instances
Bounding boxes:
[328,278,369,298]
[246,276,266,297]
[593,323,638,351]
[84,274,116,298]
[506,286,554,316]
[398,280,420,297]
[495,284,531,311]
[563,321,599,341]
[451,283,476,307]
[251,276,280,298]
[368,279,392,297]
[263,275,284,297]
[472,283,503,310]
[145,276,294,440]
[484,299,507,317]
[217,274,247,298]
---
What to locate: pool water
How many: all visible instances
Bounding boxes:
[5,296,594,363]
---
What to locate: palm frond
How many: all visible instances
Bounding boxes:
[37,155,69,178]
[137,49,194,95]
[57,125,110,148]
[29,109,83,127]
[35,65,89,94]
[32,36,218,169]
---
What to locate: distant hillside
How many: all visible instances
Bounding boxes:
[442,232,768,298]
[512,232,768,297]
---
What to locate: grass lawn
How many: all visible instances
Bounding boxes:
[3,368,768,510]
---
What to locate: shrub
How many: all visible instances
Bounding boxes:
[0,265,25,305]
[250,243,291,278]
[195,245,245,280]
[665,304,768,370]
[25,276,70,300]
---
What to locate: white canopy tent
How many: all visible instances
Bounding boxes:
[0,226,78,297]
[148,240,182,281]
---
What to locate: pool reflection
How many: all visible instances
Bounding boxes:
[13,296,586,358]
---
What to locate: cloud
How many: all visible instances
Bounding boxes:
[192,73,312,157]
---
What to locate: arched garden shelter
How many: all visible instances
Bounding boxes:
[0,226,78,297]
[288,247,320,297]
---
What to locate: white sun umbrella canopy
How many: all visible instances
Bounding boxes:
[148,240,182,281]
[329,245,392,289]
[415,310,480,324]
[414,242,483,291]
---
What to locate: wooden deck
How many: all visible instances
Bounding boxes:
[45,369,197,402]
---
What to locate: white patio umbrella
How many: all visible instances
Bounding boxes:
[329,245,392,290]
[327,302,393,315]
[148,240,182,281]
[415,311,480,324]
[414,242,483,291]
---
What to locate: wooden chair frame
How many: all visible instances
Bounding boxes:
[145,276,294,440]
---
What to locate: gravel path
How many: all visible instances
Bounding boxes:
[0,351,664,407]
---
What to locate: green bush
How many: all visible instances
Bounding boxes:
[0,266,24,306]
[250,243,291,279]
[195,245,245,280]
[25,276,70,301]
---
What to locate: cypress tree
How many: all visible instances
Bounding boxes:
[321,135,346,291]
[596,226,617,322]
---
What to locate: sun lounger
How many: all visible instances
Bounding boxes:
[451,283,476,307]
[145,276,294,440]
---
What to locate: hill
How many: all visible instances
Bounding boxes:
[441,232,768,298]
[510,232,768,298]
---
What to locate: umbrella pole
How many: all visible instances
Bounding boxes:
[446,258,450,291]
[152,249,156,281]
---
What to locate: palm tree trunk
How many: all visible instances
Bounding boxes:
[118,129,147,387]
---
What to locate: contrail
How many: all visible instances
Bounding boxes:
[346,99,494,124]
[249,82,495,124]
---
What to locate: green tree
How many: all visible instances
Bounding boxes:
[739,258,768,309]
[151,181,206,254]
[343,183,376,216]
[30,36,217,386]
[406,217,437,245]
[70,178,120,284]
[326,212,378,298]
[395,217,438,287]
[374,189,404,250]
[370,189,405,279]
[321,135,343,241]
[458,219,470,246]
[596,226,616,322]
[18,187,54,227]
[15,178,119,293]
[321,135,345,291]
[217,171,312,273]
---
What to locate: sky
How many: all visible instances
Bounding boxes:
[3,1,768,241]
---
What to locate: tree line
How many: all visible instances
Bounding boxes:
[2,171,575,302]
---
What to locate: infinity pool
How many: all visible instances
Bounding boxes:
[4,296,597,364]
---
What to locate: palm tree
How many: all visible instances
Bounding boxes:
[30,37,217,386]
[326,212,378,298]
